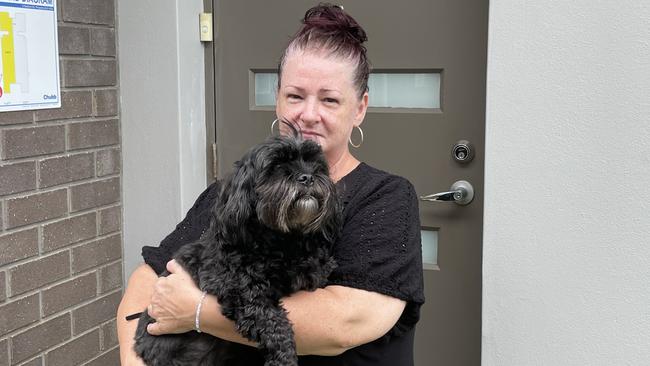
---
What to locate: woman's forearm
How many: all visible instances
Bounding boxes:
[285,286,405,355]
[284,286,359,356]
[117,264,158,365]
[200,286,405,356]
[119,262,404,359]
[197,294,345,356]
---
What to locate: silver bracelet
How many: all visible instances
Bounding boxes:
[195,291,208,333]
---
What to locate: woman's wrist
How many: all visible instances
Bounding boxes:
[198,294,228,335]
[198,294,257,347]
[178,287,204,333]
[195,291,208,332]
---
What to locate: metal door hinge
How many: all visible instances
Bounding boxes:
[200,13,213,42]
[212,142,218,179]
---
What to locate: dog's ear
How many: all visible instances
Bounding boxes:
[215,149,262,235]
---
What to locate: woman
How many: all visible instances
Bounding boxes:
[118,4,424,365]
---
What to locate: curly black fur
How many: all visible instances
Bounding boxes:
[134,131,342,366]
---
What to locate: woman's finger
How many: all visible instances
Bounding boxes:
[147,321,163,336]
[166,259,180,273]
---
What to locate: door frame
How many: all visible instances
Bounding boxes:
[204,0,217,183]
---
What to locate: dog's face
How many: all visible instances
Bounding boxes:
[218,134,340,240]
[254,136,336,234]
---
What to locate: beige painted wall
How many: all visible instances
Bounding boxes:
[483,1,650,364]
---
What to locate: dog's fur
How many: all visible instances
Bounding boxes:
[133,130,342,366]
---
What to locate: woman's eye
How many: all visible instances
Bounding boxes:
[287,94,302,100]
[323,98,339,104]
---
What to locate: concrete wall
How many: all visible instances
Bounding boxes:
[118,0,206,278]
[482,1,650,364]
[0,0,122,364]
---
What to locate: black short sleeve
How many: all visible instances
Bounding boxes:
[328,164,425,334]
[141,181,220,275]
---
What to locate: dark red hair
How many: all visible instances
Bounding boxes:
[278,3,370,98]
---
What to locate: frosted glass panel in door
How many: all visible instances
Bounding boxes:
[253,72,440,109]
[421,229,439,270]
[368,73,441,109]
[254,73,278,106]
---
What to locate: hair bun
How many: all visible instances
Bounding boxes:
[302,3,367,44]
[345,24,367,44]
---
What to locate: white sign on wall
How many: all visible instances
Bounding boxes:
[0,0,60,112]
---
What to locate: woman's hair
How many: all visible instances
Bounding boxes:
[278,3,370,98]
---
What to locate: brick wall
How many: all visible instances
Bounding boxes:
[0,1,121,365]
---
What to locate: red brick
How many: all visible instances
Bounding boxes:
[61,0,115,26]
[5,189,68,229]
[93,89,118,117]
[0,294,39,334]
[90,28,116,57]
[9,252,70,296]
[0,339,7,366]
[1,126,65,160]
[0,110,33,126]
[71,234,121,273]
[46,329,100,366]
[85,348,119,366]
[67,119,119,151]
[34,91,93,122]
[0,228,38,266]
[42,273,97,316]
[70,178,119,212]
[10,314,71,364]
[96,148,120,176]
[39,152,95,188]
[0,272,5,303]
[98,206,121,235]
[99,261,122,294]
[100,320,118,350]
[62,60,116,87]
[72,291,121,335]
[0,161,36,195]
[57,25,90,55]
[42,212,97,252]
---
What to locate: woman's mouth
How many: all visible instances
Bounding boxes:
[301,131,321,140]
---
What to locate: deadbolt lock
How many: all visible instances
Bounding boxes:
[452,140,474,164]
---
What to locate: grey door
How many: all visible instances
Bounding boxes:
[207,1,489,365]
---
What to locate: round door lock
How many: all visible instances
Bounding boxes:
[452,140,474,164]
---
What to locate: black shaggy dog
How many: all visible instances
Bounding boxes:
[134,128,342,366]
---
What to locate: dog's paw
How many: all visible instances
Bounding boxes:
[264,350,298,366]
[265,359,298,366]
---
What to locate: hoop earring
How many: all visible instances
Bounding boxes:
[349,126,364,148]
[270,118,278,135]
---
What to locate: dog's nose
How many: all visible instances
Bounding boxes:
[297,174,314,186]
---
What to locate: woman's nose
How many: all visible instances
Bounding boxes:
[300,97,320,124]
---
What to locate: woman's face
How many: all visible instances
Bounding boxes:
[276,50,368,163]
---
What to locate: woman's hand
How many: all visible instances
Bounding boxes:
[146,260,203,335]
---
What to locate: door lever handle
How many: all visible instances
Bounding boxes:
[419,180,474,206]
[420,190,463,202]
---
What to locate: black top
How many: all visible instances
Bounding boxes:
[142,162,425,366]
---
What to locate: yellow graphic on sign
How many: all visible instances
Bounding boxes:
[0,12,16,94]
